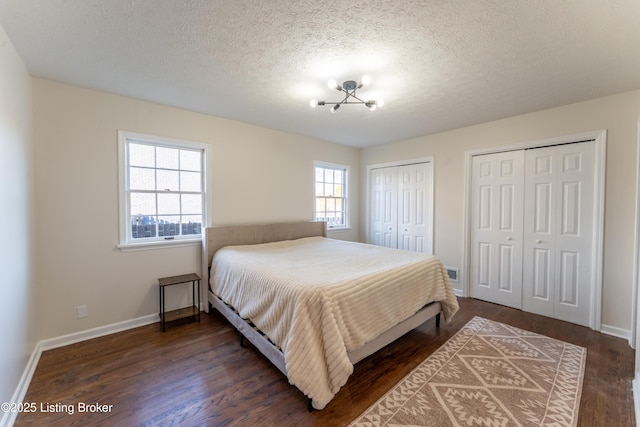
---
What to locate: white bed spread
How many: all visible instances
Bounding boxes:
[211,237,459,409]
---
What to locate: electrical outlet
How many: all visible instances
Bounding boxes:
[77,305,88,319]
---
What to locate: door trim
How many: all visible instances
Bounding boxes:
[633,117,640,348]
[365,157,434,248]
[462,130,607,331]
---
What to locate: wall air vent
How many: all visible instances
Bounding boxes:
[445,267,459,283]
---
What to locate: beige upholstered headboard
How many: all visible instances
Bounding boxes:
[201,221,327,301]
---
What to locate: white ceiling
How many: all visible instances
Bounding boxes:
[1,1,639,148]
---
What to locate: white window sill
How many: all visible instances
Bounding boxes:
[327,227,352,233]
[118,238,201,252]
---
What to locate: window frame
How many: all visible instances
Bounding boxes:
[117,130,209,251]
[313,161,349,230]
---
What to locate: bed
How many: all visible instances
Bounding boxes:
[201,221,458,410]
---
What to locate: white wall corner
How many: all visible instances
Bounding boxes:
[0,342,43,427]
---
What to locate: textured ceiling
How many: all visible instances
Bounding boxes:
[1,0,639,148]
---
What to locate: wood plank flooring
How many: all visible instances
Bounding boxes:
[16,298,635,426]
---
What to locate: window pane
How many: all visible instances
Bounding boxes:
[324,183,333,196]
[326,198,336,212]
[324,169,333,183]
[181,215,202,235]
[130,192,156,215]
[131,214,156,239]
[315,198,325,212]
[334,169,343,183]
[129,143,155,167]
[334,184,343,197]
[315,167,324,182]
[315,183,324,197]
[157,169,179,191]
[181,194,202,214]
[157,193,180,214]
[180,171,201,192]
[180,150,201,172]
[130,167,155,190]
[156,146,179,169]
[157,215,180,237]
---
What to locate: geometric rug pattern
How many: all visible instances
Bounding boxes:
[348,317,586,427]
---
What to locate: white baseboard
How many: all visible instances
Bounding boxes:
[600,323,632,341]
[454,295,631,342]
[1,314,159,427]
[39,313,159,351]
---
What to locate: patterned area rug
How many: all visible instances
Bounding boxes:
[348,316,586,427]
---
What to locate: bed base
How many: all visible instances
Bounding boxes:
[210,290,441,368]
[209,292,288,375]
[208,289,442,408]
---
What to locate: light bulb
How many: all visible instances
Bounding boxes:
[361,75,371,86]
[310,99,318,108]
[330,104,340,113]
[377,98,385,108]
[327,79,340,90]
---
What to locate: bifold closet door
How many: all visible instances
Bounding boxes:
[398,163,433,254]
[470,150,525,309]
[371,166,398,248]
[522,141,595,327]
[370,163,433,253]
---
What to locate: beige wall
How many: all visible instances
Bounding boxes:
[33,79,360,340]
[0,26,36,414]
[360,90,640,333]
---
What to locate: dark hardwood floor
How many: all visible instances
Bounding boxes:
[16,298,635,426]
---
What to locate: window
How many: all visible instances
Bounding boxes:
[314,162,348,229]
[118,131,208,249]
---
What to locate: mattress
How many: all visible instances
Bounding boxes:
[211,236,458,409]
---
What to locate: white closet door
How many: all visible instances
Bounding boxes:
[522,141,595,326]
[470,150,525,309]
[398,163,433,253]
[371,166,398,248]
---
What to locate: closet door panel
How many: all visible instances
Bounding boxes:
[398,163,433,253]
[499,244,514,291]
[532,248,551,300]
[560,251,579,305]
[534,182,552,234]
[478,242,491,287]
[523,148,557,316]
[470,151,524,309]
[522,142,595,326]
[553,142,595,326]
[371,167,398,248]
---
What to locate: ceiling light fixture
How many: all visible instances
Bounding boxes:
[310,75,384,112]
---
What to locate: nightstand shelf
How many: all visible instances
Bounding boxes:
[158,272,201,332]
